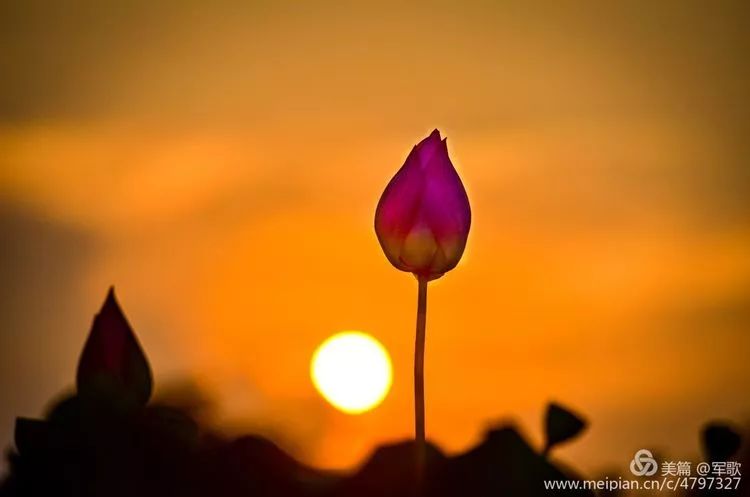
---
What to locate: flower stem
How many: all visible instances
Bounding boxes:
[414,277,428,451]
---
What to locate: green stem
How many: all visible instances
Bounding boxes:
[414,277,428,449]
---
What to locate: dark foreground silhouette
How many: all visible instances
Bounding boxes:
[0,289,744,497]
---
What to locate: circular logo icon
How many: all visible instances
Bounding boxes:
[630,449,658,476]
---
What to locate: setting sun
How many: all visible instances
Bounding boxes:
[311,332,393,414]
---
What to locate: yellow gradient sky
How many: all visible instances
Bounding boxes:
[1,0,749,475]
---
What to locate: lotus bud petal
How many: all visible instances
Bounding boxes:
[375,129,471,280]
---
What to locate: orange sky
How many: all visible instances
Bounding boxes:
[1,0,749,476]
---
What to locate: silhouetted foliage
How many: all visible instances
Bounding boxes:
[0,288,743,497]
[543,402,587,455]
[703,423,742,463]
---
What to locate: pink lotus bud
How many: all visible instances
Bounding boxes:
[76,287,152,407]
[375,130,471,280]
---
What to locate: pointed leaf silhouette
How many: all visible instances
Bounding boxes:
[543,402,587,455]
[702,422,741,462]
[76,287,152,408]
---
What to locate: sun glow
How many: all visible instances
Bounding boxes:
[311,332,392,414]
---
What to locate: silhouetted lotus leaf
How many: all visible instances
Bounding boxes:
[442,425,592,497]
[702,422,741,462]
[13,418,48,456]
[141,405,200,451]
[214,435,337,497]
[334,440,445,497]
[543,402,587,455]
[76,287,152,409]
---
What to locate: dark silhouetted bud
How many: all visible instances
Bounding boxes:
[76,287,152,408]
